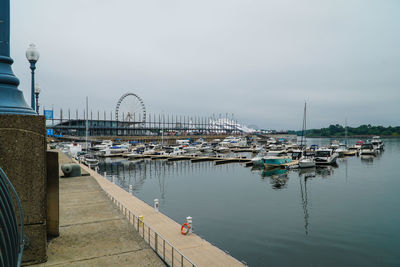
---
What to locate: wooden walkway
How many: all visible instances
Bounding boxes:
[79,163,246,267]
[123,154,252,165]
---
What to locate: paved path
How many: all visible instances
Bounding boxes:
[29,152,165,267]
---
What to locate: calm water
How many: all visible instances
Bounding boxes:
[99,138,400,267]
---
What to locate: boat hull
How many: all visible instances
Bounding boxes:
[299,159,316,168]
[263,157,292,168]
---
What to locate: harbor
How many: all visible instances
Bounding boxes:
[92,138,399,267]
[0,0,399,266]
[51,134,399,267]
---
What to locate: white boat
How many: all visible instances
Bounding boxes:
[220,136,247,148]
[199,143,213,153]
[335,143,348,157]
[100,145,129,156]
[315,148,338,165]
[355,141,364,149]
[183,145,198,153]
[299,157,316,168]
[330,140,340,150]
[215,146,230,153]
[344,146,358,156]
[168,146,186,156]
[63,143,82,157]
[360,143,376,155]
[371,136,384,150]
[298,102,316,169]
[84,154,99,166]
[93,140,113,151]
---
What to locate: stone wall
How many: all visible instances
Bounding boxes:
[0,114,47,264]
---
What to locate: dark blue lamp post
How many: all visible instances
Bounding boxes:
[26,44,40,110]
[34,83,40,114]
[0,0,35,115]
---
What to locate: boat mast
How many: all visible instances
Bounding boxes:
[345,118,348,146]
[300,101,307,149]
[86,96,88,151]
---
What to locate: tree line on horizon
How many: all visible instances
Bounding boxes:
[289,124,400,137]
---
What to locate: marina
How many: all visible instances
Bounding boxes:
[1,1,399,266]
[54,136,400,266]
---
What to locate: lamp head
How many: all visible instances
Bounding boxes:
[35,83,41,94]
[26,43,40,63]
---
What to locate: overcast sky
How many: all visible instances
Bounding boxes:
[10,0,400,130]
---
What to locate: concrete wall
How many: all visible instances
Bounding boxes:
[0,114,47,264]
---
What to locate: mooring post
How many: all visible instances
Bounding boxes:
[186,216,193,234]
[154,198,159,212]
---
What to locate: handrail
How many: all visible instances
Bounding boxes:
[102,189,196,267]
[0,167,25,267]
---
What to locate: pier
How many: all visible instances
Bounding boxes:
[113,153,253,165]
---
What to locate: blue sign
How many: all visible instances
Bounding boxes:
[44,110,53,119]
[46,129,54,136]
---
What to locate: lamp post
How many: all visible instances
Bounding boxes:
[26,44,40,110]
[34,83,40,114]
[0,0,35,115]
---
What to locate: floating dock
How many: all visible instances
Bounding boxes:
[116,153,253,165]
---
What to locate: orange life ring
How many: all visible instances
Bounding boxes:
[181,223,191,235]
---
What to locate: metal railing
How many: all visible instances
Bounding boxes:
[103,191,196,267]
[0,167,25,267]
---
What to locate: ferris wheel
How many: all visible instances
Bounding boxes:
[115,93,146,124]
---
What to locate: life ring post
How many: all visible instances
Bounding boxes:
[154,199,159,212]
[186,216,193,234]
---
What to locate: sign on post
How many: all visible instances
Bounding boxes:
[44,110,53,119]
[46,129,54,136]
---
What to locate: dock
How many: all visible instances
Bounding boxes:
[80,162,246,267]
[120,153,252,165]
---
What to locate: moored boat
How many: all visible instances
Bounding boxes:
[360,143,376,155]
[299,157,316,168]
[315,148,338,165]
[263,151,292,168]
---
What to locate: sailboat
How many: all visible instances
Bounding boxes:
[299,102,316,168]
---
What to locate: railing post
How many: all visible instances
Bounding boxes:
[163,239,165,260]
[172,247,174,267]
[155,232,158,253]
[181,255,184,267]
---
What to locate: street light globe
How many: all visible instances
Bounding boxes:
[35,83,41,94]
[26,43,40,63]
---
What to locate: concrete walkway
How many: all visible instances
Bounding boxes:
[29,152,165,267]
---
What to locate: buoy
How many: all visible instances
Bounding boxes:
[181,223,191,235]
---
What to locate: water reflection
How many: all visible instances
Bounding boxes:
[98,159,222,201]
[360,155,374,165]
[298,169,314,235]
[315,166,336,177]
[261,168,289,190]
